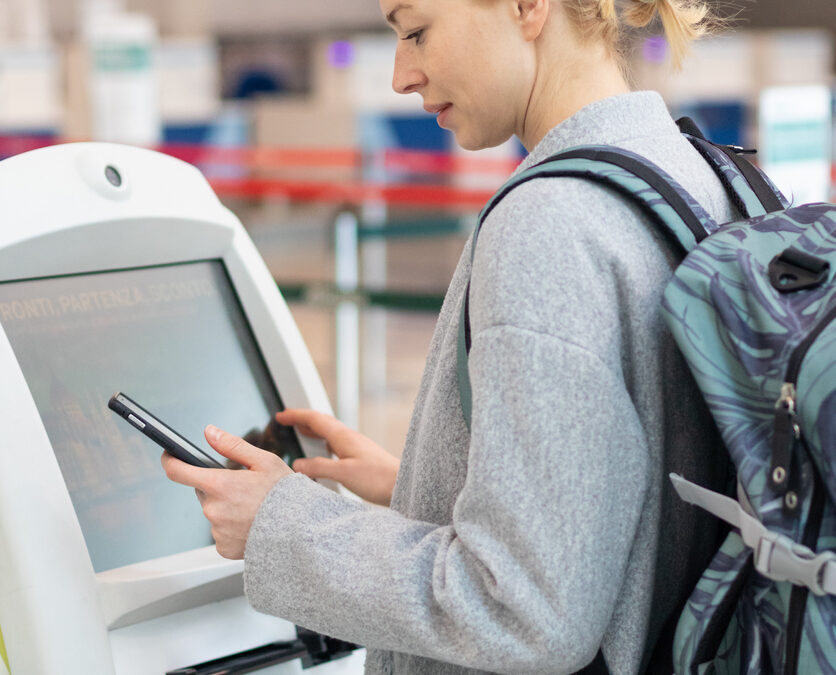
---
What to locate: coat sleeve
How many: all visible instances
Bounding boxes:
[244,331,650,674]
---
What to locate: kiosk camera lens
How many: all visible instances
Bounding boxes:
[105,165,122,187]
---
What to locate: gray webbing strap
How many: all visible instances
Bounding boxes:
[457,288,473,429]
[670,474,836,596]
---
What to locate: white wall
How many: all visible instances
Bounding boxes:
[44,0,386,38]
[209,0,384,36]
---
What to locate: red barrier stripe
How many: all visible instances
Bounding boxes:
[0,136,497,208]
[209,177,494,210]
[0,136,516,177]
[0,135,56,156]
[163,145,518,176]
[383,148,520,176]
[161,144,362,169]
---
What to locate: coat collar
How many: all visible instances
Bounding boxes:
[513,91,679,177]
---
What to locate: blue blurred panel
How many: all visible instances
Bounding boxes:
[162,106,250,179]
[233,69,285,99]
[0,128,56,138]
[674,100,747,147]
[387,115,450,152]
[358,113,452,183]
[162,124,214,145]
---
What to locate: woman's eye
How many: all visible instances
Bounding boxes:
[402,29,424,44]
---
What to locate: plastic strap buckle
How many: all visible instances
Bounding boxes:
[754,530,836,596]
[670,473,836,597]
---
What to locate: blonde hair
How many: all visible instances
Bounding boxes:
[563,0,715,69]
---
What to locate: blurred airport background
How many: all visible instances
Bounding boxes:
[0,0,833,456]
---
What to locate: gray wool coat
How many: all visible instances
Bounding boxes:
[244,91,734,674]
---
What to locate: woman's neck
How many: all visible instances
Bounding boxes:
[519,44,631,152]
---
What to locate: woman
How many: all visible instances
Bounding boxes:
[164,0,733,672]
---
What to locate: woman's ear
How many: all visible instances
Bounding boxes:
[516,0,550,41]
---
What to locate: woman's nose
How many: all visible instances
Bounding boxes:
[392,45,427,95]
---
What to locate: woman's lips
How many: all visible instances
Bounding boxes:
[422,103,453,129]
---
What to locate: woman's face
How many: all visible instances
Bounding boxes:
[381,0,536,151]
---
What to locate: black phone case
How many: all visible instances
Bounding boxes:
[108,393,223,469]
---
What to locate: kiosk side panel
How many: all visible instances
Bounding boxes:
[0,326,115,674]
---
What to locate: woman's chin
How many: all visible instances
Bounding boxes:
[452,130,487,152]
[455,134,511,153]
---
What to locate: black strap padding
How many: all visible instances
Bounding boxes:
[675,116,785,214]
[676,116,707,141]
[700,141,785,214]
[684,137,752,218]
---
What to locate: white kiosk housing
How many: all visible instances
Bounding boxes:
[0,144,365,674]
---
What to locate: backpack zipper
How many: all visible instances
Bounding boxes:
[784,302,836,386]
[783,459,827,675]
[772,304,835,673]
[769,302,836,513]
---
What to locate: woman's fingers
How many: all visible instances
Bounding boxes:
[276,409,357,456]
[292,454,396,506]
[292,456,351,483]
[205,425,268,470]
[275,409,399,504]
[276,409,343,440]
[162,451,214,489]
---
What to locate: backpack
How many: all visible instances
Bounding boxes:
[456,120,836,675]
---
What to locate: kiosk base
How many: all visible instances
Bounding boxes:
[166,628,358,675]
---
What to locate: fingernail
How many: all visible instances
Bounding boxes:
[206,425,221,441]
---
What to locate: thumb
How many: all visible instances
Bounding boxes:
[205,425,265,469]
[292,456,350,483]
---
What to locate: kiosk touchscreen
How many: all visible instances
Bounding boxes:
[0,144,364,674]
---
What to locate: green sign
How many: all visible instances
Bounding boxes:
[764,120,830,164]
[94,44,151,72]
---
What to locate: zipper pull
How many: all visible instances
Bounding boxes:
[725,144,757,155]
[769,383,800,500]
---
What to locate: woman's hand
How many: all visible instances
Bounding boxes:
[276,409,400,506]
[162,425,294,559]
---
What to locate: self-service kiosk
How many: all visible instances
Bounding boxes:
[0,143,366,674]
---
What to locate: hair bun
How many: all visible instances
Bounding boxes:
[565,0,715,70]
[623,0,710,68]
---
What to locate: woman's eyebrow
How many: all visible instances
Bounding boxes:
[386,3,413,28]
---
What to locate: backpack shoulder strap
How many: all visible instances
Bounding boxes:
[474,146,717,259]
[457,145,717,430]
[676,116,788,217]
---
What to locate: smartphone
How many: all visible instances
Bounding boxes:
[108,392,224,469]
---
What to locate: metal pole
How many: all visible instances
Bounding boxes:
[334,210,360,430]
